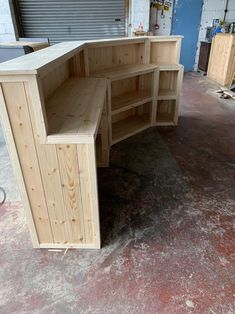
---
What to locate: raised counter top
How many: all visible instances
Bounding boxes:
[0,36,183,76]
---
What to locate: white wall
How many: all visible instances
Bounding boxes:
[131,0,150,34]
[0,0,16,42]
[195,0,235,70]
[149,1,174,36]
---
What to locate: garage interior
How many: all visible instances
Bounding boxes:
[0,1,234,313]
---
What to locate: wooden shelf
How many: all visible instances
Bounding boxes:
[158,90,177,100]
[156,112,175,124]
[112,90,152,115]
[112,114,150,144]
[156,99,176,125]
[156,63,183,70]
[46,77,107,144]
[93,64,157,81]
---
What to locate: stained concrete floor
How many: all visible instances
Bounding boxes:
[0,73,235,313]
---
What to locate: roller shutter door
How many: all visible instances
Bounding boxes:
[17,0,126,44]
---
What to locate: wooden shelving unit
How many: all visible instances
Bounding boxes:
[45,77,107,143]
[155,65,184,126]
[0,35,184,249]
[96,66,158,145]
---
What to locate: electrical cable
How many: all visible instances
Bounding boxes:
[224,0,229,22]
[0,187,6,206]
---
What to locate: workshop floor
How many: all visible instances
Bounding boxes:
[0,73,234,314]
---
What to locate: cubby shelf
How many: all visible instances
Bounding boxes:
[156,99,177,125]
[158,90,177,100]
[112,90,152,115]
[112,114,150,144]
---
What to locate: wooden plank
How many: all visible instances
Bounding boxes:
[150,41,180,65]
[158,70,178,98]
[39,242,100,249]
[151,70,159,124]
[143,38,151,64]
[77,144,100,247]
[156,99,176,125]
[1,82,53,244]
[26,77,48,143]
[93,64,157,81]
[0,84,39,247]
[174,66,184,125]
[25,80,73,244]
[56,144,86,243]
[41,60,70,100]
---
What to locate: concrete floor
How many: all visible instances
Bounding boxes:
[0,73,234,313]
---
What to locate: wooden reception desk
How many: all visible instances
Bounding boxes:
[0,36,183,249]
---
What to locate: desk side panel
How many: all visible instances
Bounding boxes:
[25,81,99,247]
[1,82,53,244]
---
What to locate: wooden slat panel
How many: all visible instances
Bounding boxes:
[1,82,53,243]
[0,85,39,247]
[56,144,85,243]
[77,144,100,246]
[25,80,72,244]
[41,60,70,101]
[150,42,178,64]
[35,143,70,244]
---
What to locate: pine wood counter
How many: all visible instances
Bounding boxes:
[0,36,183,249]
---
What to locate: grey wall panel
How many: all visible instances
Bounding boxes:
[18,0,126,44]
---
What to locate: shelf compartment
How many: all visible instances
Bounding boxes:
[111,72,153,114]
[112,102,151,144]
[93,64,157,81]
[156,100,176,125]
[158,70,178,100]
[112,90,152,115]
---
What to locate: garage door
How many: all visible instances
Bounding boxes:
[17,0,126,44]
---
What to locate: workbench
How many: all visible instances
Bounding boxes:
[0,36,183,249]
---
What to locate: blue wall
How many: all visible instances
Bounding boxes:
[171,0,203,71]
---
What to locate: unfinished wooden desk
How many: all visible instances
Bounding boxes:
[0,36,183,249]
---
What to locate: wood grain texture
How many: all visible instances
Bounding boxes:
[207,34,235,87]
[57,144,85,243]
[0,36,184,249]
[0,84,39,247]
[1,82,53,243]
[77,144,100,246]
